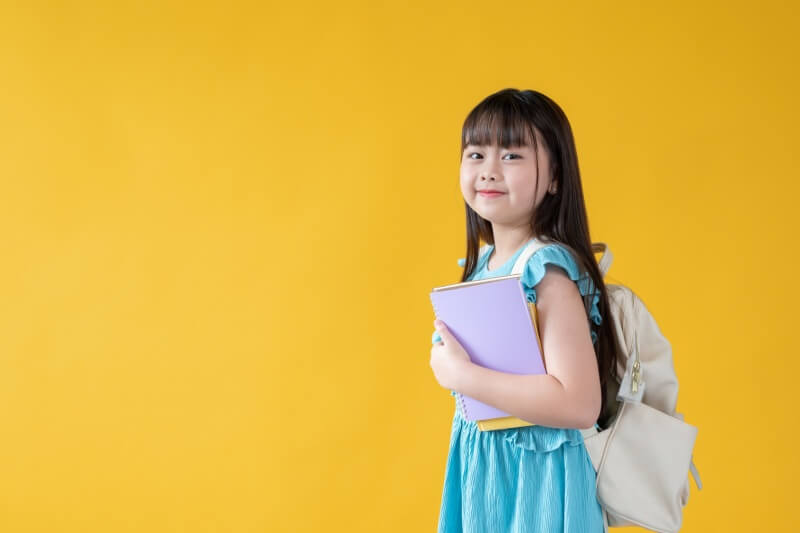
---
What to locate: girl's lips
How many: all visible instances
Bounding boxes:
[478,191,505,197]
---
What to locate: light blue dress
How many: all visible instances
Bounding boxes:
[432,239,606,533]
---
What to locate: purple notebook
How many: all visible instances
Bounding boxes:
[430,275,546,421]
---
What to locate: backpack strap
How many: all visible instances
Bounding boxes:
[510,238,552,275]
[507,240,614,278]
[592,242,613,278]
[690,458,703,490]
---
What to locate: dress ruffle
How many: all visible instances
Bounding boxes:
[502,425,585,452]
[454,409,585,453]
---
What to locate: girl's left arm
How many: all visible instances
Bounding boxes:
[453,265,602,429]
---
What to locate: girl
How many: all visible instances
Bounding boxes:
[429,88,621,533]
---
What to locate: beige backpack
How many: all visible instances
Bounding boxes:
[500,239,703,533]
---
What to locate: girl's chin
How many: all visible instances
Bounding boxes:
[472,209,507,223]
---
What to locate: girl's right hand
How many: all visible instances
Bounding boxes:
[430,320,472,391]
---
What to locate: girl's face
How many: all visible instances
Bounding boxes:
[459,132,554,227]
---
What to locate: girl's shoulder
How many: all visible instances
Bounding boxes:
[519,241,603,343]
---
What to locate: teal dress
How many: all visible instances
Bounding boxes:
[432,239,606,533]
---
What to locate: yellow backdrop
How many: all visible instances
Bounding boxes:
[1,1,797,531]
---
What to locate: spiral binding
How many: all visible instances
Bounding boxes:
[456,392,471,420]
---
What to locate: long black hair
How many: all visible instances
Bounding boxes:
[458,88,622,429]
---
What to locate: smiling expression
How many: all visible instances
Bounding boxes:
[460,128,555,226]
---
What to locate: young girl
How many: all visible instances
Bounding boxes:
[429,88,621,533]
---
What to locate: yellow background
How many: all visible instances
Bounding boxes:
[1,1,797,531]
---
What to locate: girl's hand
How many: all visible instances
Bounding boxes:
[430,319,473,391]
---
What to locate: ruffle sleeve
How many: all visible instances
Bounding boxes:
[519,244,603,345]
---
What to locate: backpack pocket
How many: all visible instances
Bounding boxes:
[583,399,699,533]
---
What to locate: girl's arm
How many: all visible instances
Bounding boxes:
[453,265,602,429]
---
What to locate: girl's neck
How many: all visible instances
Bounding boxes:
[488,228,536,269]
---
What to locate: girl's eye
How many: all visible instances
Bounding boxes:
[466,152,520,160]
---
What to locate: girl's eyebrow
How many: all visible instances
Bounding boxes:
[465,144,527,150]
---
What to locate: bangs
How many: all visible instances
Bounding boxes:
[461,100,537,151]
